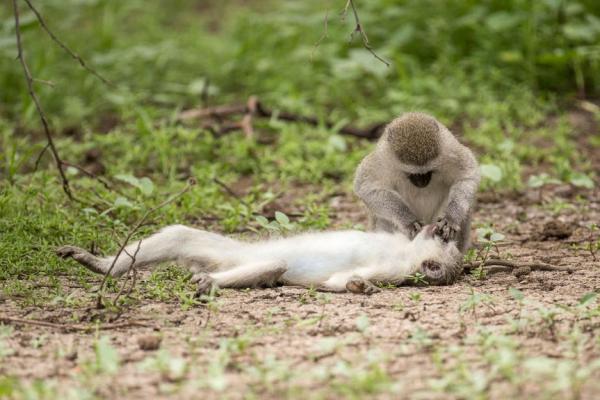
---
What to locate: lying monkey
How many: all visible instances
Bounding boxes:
[56,223,462,295]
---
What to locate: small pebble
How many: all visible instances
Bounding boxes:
[137,335,161,351]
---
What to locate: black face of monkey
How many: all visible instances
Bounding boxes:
[408,171,432,188]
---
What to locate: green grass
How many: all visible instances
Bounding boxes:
[0,1,599,397]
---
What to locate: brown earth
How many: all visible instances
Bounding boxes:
[2,182,600,399]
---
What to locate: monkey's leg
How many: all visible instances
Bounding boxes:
[57,224,236,277]
[205,260,287,290]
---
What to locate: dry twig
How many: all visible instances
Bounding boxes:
[0,316,155,332]
[22,0,113,87]
[12,0,72,199]
[342,0,390,67]
[464,258,574,273]
[178,97,386,140]
[311,9,330,60]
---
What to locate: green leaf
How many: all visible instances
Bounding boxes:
[115,174,155,195]
[480,164,503,183]
[569,173,594,189]
[527,173,560,188]
[255,215,269,227]
[115,174,140,187]
[579,292,597,306]
[138,177,154,196]
[274,211,290,225]
[114,196,134,209]
[489,232,505,242]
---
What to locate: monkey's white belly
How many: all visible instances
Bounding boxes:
[242,231,407,286]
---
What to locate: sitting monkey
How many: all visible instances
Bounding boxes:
[354,112,480,252]
[56,223,462,295]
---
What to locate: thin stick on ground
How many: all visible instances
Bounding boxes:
[22,0,113,87]
[12,0,72,199]
[342,0,390,67]
[96,178,196,308]
[464,258,575,273]
[213,177,249,207]
[178,96,386,139]
[0,316,155,332]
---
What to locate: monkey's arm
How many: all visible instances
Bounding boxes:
[355,184,421,236]
[354,155,422,236]
[437,150,480,240]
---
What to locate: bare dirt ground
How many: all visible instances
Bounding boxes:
[2,181,600,399]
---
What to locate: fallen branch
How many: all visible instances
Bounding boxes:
[12,0,72,199]
[0,316,155,332]
[464,258,575,274]
[96,178,196,308]
[178,97,386,140]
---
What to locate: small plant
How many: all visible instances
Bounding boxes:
[460,288,495,320]
[409,327,434,350]
[409,292,422,302]
[355,314,370,334]
[474,225,505,266]
[88,336,120,375]
[407,272,428,285]
[255,211,296,232]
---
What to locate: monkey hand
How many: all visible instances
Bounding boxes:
[434,217,460,242]
[407,221,423,239]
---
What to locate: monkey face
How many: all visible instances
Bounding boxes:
[407,171,433,188]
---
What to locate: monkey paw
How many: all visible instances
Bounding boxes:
[192,273,218,298]
[408,221,423,239]
[346,277,381,295]
[435,217,460,242]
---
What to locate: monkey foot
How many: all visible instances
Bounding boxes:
[56,245,85,259]
[346,277,381,295]
[193,273,218,297]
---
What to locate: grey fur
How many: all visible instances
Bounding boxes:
[354,112,480,253]
[385,112,440,166]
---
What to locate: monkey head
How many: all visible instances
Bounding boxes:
[383,112,444,188]
[411,224,463,285]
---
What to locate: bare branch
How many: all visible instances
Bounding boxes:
[12,0,73,199]
[311,9,329,60]
[22,0,113,87]
[342,0,390,67]
[33,143,50,171]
